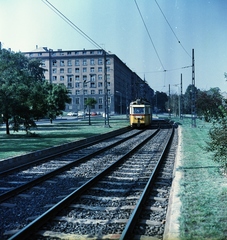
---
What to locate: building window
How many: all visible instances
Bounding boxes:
[91,90,95,95]
[98,105,103,109]
[107,74,110,80]
[75,68,79,73]
[83,50,86,54]
[60,60,64,66]
[76,90,80,95]
[107,67,110,72]
[83,75,87,81]
[91,82,96,88]
[83,59,87,65]
[52,68,57,74]
[76,98,80,104]
[106,58,110,65]
[98,82,103,87]
[98,50,103,54]
[98,67,102,72]
[98,75,102,80]
[90,67,94,72]
[107,89,110,95]
[60,76,64,81]
[83,82,88,88]
[75,82,80,88]
[67,60,72,66]
[60,68,64,74]
[67,75,73,82]
[90,75,96,82]
[90,59,95,65]
[67,51,72,55]
[41,60,46,67]
[98,58,103,65]
[90,51,94,54]
[68,68,72,73]
[52,60,57,66]
[75,75,80,81]
[67,82,73,88]
[75,59,80,66]
[83,67,87,72]
[84,90,88,95]
[52,76,57,81]
[107,82,110,87]
[98,97,103,104]
[99,89,103,94]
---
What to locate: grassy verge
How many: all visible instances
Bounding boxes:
[0,116,129,160]
[173,117,227,239]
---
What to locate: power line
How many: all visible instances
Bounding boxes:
[138,65,192,74]
[134,0,166,71]
[41,0,103,50]
[154,0,191,58]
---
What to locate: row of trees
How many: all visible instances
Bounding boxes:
[152,85,224,121]
[0,49,71,134]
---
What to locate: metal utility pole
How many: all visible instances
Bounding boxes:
[168,84,171,118]
[103,50,110,127]
[191,49,196,127]
[180,73,183,119]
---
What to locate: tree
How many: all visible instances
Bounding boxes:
[0,49,71,134]
[152,91,168,113]
[85,98,97,125]
[197,88,224,121]
[183,84,199,114]
[205,105,227,172]
[0,49,46,134]
[45,83,71,123]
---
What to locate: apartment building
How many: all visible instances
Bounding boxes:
[24,47,154,114]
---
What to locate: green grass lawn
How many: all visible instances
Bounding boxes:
[0,116,129,160]
[173,117,227,239]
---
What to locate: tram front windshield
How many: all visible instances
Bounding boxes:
[133,107,144,114]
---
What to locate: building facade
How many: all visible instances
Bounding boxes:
[24,47,154,114]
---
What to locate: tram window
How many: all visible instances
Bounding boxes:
[134,107,144,114]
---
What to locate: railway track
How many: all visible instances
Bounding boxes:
[0,128,137,202]
[2,123,177,240]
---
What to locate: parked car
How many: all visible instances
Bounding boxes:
[67,112,78,116]
[78,111,85,117]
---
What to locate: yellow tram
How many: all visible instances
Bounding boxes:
[129,99,152,128]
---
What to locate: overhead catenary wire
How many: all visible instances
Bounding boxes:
[154,0,191,58]
[134,0,166,72]
[42,0,104,51]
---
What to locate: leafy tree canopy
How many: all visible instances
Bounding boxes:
[0,49,71,134]
[85,98,97,125]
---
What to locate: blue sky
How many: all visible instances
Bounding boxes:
[1,0,227,94]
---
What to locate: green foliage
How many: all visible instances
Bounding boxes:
[197,87,224,121]
[85,98,97,125]
[0,49,71,134]
[205,106,227,172]
[45,82,71,123]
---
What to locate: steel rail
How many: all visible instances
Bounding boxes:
[0,127,131,176]
[0,129,147,203]
[9,129,160,240]
[120,127,175,240]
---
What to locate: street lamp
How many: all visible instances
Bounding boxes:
[116,91,122,115]
[82,80,90,119]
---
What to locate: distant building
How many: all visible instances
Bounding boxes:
[23,47,154,114]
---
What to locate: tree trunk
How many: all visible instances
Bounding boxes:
[88,107,91,125]
[6,117,10,135]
